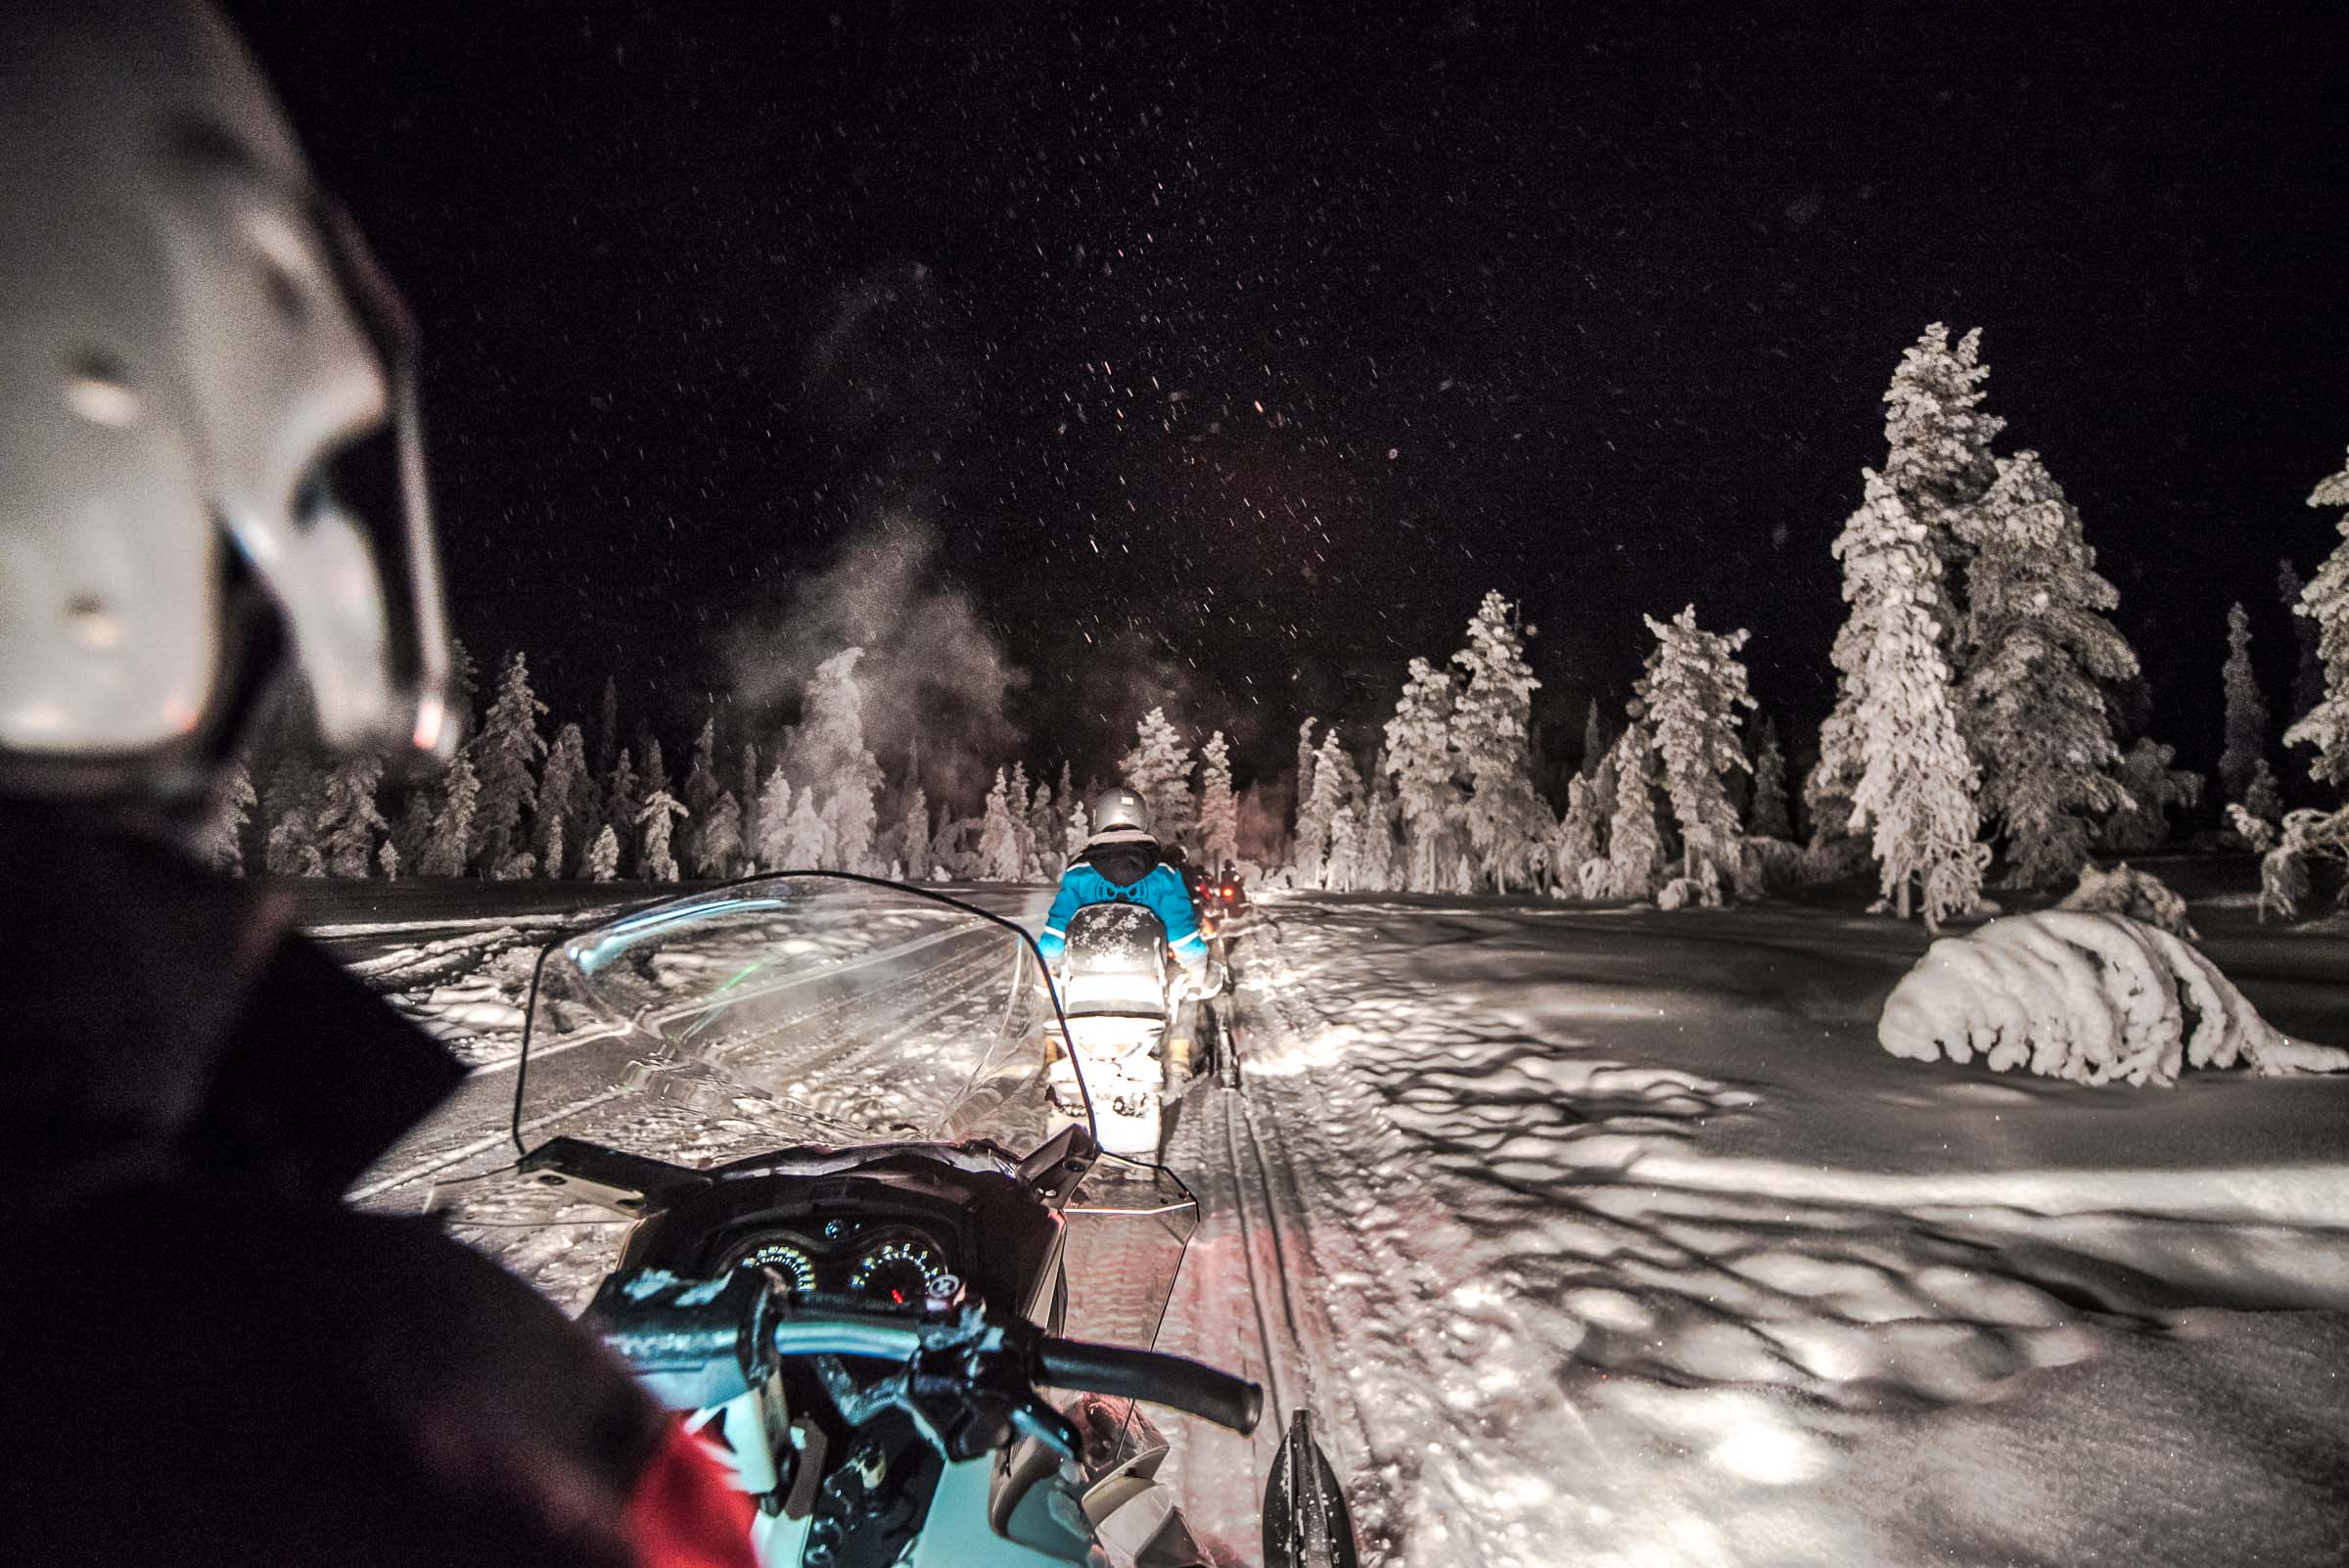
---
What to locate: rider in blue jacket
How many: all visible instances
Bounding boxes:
[1039,788,1210,977]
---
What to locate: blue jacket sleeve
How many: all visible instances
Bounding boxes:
[1037,871,1083,965]
[1148,868,1210,970]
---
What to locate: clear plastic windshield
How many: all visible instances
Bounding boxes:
[508,875,1082,1160]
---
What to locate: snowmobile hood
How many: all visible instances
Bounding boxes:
[0,811,465,1215]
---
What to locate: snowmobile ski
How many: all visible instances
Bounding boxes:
[1262,1407,1360,1568]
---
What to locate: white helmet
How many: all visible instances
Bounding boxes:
[0,0,451,802]
[1088,786,1155,848]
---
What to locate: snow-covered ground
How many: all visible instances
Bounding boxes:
[1159,894,2349,1568]
[339,881,2349,1566]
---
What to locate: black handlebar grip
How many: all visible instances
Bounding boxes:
[1035,1337,1264,1435]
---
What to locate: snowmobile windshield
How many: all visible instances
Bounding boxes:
[501,874,1083,1160]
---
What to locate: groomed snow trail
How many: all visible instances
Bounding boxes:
[1155,896,2349,1568]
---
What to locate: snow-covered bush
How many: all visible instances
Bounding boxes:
[2053,862,2195,939]
[1879,910,2349,1087]
[1656,876,1707,911]
[2226,804,2279,854]
[2258,806,2349,923]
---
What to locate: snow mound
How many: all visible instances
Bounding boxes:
[1879,910,2349,1086]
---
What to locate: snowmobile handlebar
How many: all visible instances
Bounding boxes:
[767,1315,1263,1435]
[1036,1337,1263,1435]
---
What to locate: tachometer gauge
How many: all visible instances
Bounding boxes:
[849,1238,957,1309]
[727,1239,816,1296]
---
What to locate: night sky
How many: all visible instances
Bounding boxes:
[226,1,2349,797]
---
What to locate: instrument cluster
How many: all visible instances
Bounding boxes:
[721,1220,964,1312]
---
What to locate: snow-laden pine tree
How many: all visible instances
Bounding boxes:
[681,716,722,871]
[1064,797,1090,861]
[1953,451,2136,887]
[1450,591,1550,892]
[193,757,255,875]
[738,742,763,864]
[2219,601,2273,805]
[2283,449,2349,790]
[471,651,547,877]
[1602,721,1665,899]
[1295,717,1319,835]
[1198,732,1239,870]
[1838,472,1986,928]
[1384,657,1462,893]
[780,789,835,870]
[637,790,687,882]
[978,769,1024,882]
[267,811,326,877]
[696,792,743,879]
[317,752,389,878]
[260,749,325,875]
[377,840,399,880]
[1581,698,1610,779]
[1552,774,1603,889]
[2100,738,2203,853]
[1120,708,1195,848]
[1635,605,1756,903]
[757,767,795,869]
[536,723,592,878]
[786,649,884,873]
[1294,729,1360,888]
[1747,716,1793,840]
[1358,769,1402,892]
[586,824,620,882]
[1322,803,1362,892]
[2244,758,2284,827]
[1025,777,1060,878]
[1007,762,1037,875]
[2280,558,2326,740]
[420,753,479,876]
[603,748,642,875]
[900,788,934,881]
[1883,322,2004,553]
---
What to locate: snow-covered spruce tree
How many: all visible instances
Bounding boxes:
[586,824,620,883]
[738,742,763,864]
[1121,707,1195,849]
[1952,451,2136,887]
[2219,601,2273,805]
[193,756,255,875]
[1007,762,1037,875]
[637,790,688,883]
[1747,715,1793,841]
[1025,777,1061,879]
[1064,798,1090,861]
[471,651,547,878]
[1838,472,1986,928]
[317,752,389,878]
[2245,759,2284,826]
[1581,698,1611,779]
[681,716,721,870]
[420,753,479,877]
[900,788,934,881]
[536,722,592,878]
[696,792,743,879]
[267,811,326,877]
[1322,803,1362,892]
[786,648,884,873]
[2283,448,2349,791]
[1295,729,1361,889]
[603,748,642,875]
[1384,657,1462,893]
[2280,558,2326,743]
[2099,738,2203,853]
[775,788,832,871]
[1553,773,1603,889]
[377,840,399,880]
[1198,732,1240,869]
[754,768,794,869]
[1602,721,1665,899]
[1358,769,1403,892]
[1635,605,1757,904]
[978,769,1024,882]
[1450,591,1551,892]
[1295,717,1319,834]
[1883,322,2004,559]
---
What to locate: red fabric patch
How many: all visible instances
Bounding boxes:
[622,1418,761,1568]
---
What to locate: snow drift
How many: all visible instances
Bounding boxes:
[1879,910,2349,1086]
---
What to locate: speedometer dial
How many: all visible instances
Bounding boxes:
[727,1239,817,1296]
[849,1237,957,1309]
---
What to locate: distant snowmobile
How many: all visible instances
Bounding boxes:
[444,873,1349,1568]
[1047,900,1224,1157]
